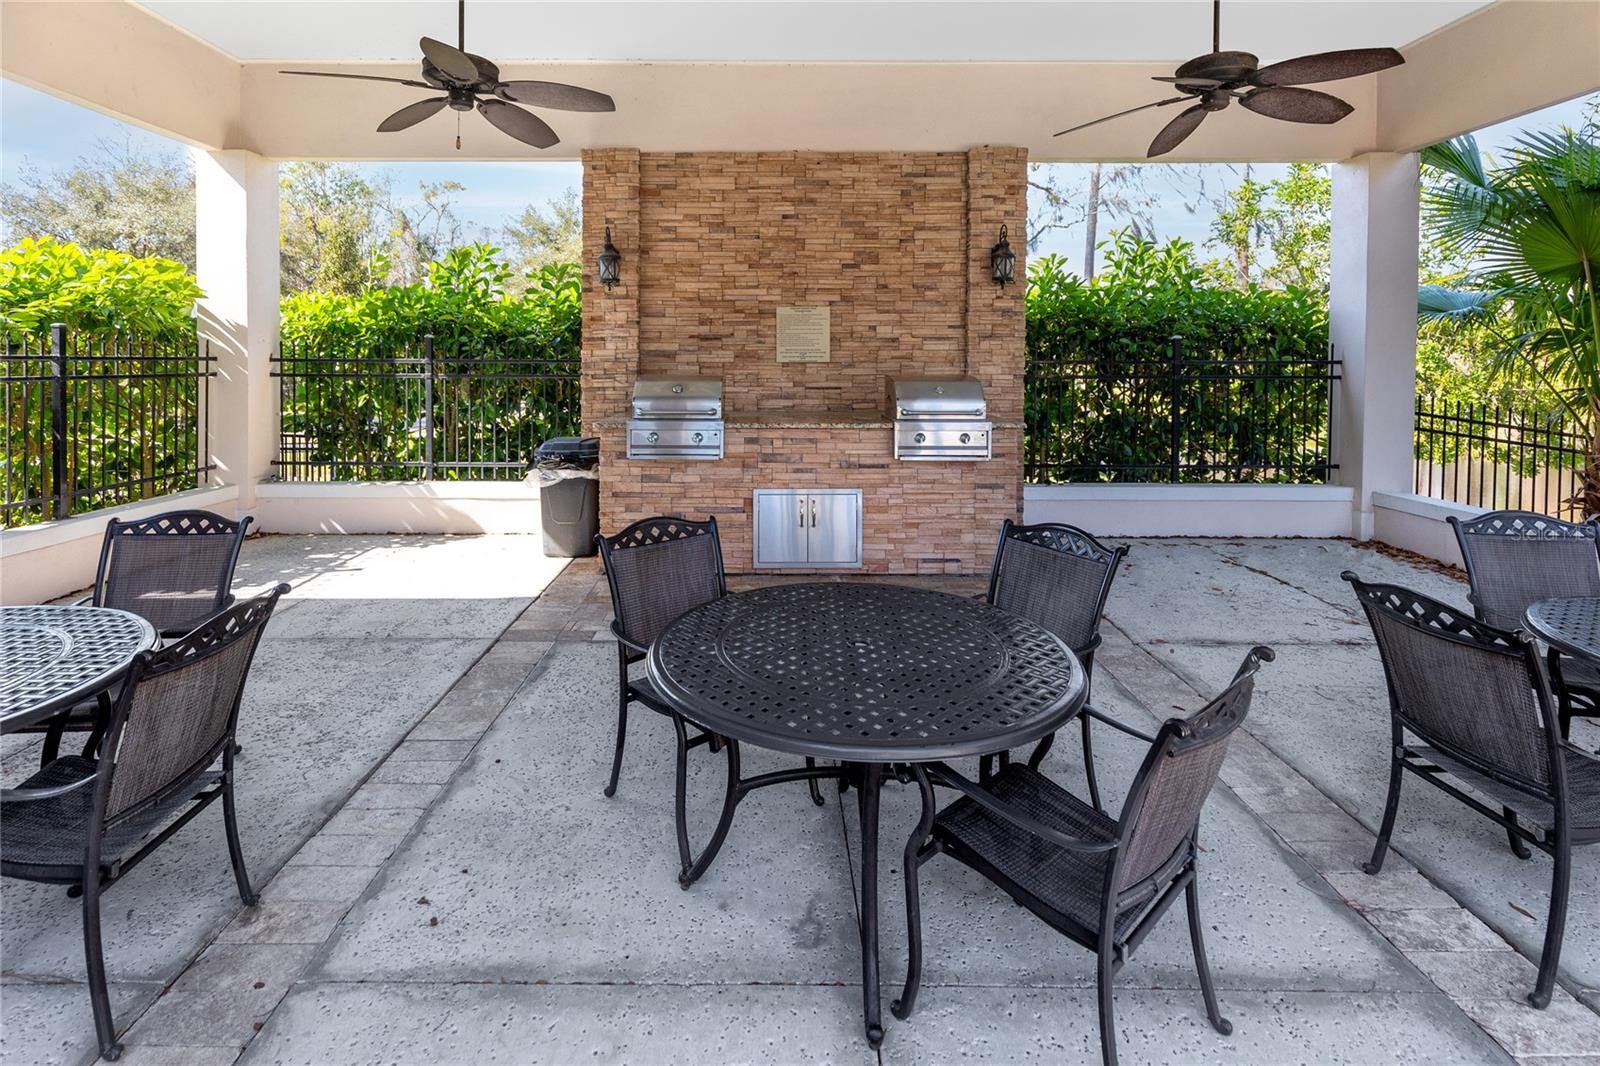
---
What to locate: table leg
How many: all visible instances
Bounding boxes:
[856,762,884,1048]
[893,763,936,1021]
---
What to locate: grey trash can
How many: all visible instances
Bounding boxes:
[530,436,600,557]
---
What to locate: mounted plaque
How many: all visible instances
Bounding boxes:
[776,306,830,363]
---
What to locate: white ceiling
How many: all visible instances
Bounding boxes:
[139,1,1492,64]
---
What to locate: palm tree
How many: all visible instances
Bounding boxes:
[1418,128,1600,516]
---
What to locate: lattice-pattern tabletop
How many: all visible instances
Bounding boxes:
[0,606,157,731]
[648,582,1085,762]
[1525,597,1600,663]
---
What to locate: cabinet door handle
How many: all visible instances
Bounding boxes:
[799,500,806,527]
[811,498,818,527]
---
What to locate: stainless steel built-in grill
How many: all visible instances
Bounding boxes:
[627,376,724,460]
[891,377,991,461]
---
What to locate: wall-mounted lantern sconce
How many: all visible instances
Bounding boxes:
[598,225,622,290]
[990,224,1016,286]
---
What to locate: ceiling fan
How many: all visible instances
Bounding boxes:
[279,0,614,150]
[1054,0,1404,157]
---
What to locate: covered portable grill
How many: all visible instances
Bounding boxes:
[627,376,724,460]
[890,377,991,461]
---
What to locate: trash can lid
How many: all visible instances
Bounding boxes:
[533,436,600,462]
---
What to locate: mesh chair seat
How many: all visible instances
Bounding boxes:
[1415,745,1600,840]
[1556,656,1600,696]
[0,757,198,876]
[631,675,674,714]
[934,764,1147,943]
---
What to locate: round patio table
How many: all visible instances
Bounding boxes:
[0,605,156,733]
[647,581,1086,1047]
[1524,597,1600,664]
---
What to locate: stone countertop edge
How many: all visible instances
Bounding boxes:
[593,412,1022,430]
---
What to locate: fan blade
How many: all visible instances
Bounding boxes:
[1240,86,1353,124]
[1152,76,1222,89]
[1054,96,1189,138]
[377,97,449,133]
[1252,47,1404,87]
[497,81,616,112]
[280,70,432,88]
[1148,104,1209,157]
[420,36,481,82]
[477,99,559,149]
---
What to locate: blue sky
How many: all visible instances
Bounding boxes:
[0,80,581,240]
[2,77,1593,257]
[1028,92,1598,264]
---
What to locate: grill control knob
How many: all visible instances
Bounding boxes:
[959,432,971,445]
[647,431,659,444]
[914,432,927,444]
[691,432,704,444]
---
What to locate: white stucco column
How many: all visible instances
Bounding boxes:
[1330,151,1420,541]
[193,149,279,511]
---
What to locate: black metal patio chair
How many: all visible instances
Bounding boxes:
[595,516,825,886]
[1450,510,1600,738]
[1,583,287,1061]
[980,520,1128,809]
[25,509,254,766]
[1344,572,1600,1008]
[895,646,1273,1066]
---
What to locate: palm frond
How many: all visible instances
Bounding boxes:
[1417,284,1502,329]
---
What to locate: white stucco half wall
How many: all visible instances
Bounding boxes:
[1021,484,1357,538]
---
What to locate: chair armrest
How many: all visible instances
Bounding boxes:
[1084,706,1157,744]
[608,621,651,656]
[72,595,93,607]
[926,762,1119,853]
[3,772,97,803]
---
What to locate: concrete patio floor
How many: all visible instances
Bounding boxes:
[3,534,1598,1065]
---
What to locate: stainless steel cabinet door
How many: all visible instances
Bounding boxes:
[753,489,808,567]
[806,490,862,568]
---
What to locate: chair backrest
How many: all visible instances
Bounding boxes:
[1343,572,1562,797]
[1450,511,1600,631]
[95,510,253,637]
[986,520,1127,655]
[596,516,726,650]
[98,583,287,827]
[1111,646,1272,900]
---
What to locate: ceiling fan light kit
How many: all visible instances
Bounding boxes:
[1054,0,1404,157]
[280,0,615,150]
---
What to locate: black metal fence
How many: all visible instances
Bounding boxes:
[271,336,582,482]
[1024,336,1341,484]
[1413,395,1585,517]
[2,324,215,529]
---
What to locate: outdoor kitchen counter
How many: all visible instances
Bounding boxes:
[594,411,1023,429]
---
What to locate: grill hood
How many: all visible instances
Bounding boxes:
[631,376,723,420]
[891,377,987,420]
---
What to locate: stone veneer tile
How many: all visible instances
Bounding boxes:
[286,832,406,868]
[260,864,380,906]
[121,943,317,1049]
[216,901,349,945]
[344,782,445,809]
[582,148,1027,575]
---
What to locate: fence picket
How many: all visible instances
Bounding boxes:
[1410,393,1584,518]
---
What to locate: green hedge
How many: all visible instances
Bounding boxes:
[1025,232,1332,483]
[0,237,201,339]
[276,245,582,481]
